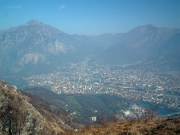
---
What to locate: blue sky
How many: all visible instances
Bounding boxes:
[0,0,180,35]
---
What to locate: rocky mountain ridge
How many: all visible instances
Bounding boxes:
[0,20,73,74]
[0,20,121,76]
[99,24,180,64]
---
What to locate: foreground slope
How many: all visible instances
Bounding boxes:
[63,117,180,135]
[0,80,46,135]
[0,80,83,135]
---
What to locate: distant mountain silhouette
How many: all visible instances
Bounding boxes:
[0,21,180,76]
[0,20,121,75]
[98,24,180,64]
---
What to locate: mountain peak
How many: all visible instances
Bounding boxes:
[24,19,65,34]
[144,24,155,28]
[26,19,44,26]
[143,24,157,30]
[128,24,157,34]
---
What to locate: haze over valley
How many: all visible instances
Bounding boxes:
[0,0,180,134]
[0,20,180,124]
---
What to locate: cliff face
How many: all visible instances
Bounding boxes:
[0,80,83,135]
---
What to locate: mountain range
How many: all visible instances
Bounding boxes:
[0,20,180,77]
[98,24,180,64]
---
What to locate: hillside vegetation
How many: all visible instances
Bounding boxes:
[22,87,130,124]
[0,80,180,135]
[0,80,83,135]
[63,117,180,135]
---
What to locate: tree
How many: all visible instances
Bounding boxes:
[0,97,26,135]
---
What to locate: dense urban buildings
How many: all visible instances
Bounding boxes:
[24,59,180,115]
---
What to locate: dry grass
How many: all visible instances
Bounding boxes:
[62,117,180,135]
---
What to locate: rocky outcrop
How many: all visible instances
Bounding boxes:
[0,80,84,135]
[0,80,60,135]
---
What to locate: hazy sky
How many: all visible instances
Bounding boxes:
[0,0,180,35]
